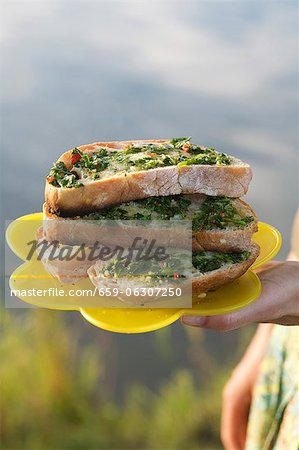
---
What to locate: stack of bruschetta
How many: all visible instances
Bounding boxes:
[41,137,260,296]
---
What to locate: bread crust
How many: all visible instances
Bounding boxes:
[45,140,252,216]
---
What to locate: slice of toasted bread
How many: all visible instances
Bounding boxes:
[87,243,260,304]
[45,139,252,216]
[42,195,258,252]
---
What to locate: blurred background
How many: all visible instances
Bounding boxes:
[1,1,298,449]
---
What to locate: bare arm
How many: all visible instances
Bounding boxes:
[214,211,299,449]
[220,323,273,450]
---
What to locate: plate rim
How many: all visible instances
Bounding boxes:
[80,307,181,334]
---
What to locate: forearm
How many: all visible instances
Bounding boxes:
[233,324,273,380]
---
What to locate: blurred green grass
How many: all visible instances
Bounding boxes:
[0,309,254,450]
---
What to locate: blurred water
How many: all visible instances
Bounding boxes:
[1,1,298,395]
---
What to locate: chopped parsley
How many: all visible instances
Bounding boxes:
[192,250,251,273]
[47,137,232,188]
[82,195,254,232]
[72,148,110,172]
[169,136,191,148]
[123,145,144,155]
[83,195,192,221]
[47,161,83,188]
[177,153,231,167]
[132,154,179,170]
[83,195,253,231]
[101,249,250,282]
[102,254,187,284]
[85,206,142,221]
[192,197,254,231]
[141,196,192,219]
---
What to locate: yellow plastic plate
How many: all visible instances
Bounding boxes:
[81,270,261,333]
[6,214,282,333]
[9,261,78,311]
[251,222,282,270]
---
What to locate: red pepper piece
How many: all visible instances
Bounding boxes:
[71,153,82,164]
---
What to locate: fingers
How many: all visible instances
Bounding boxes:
[181,312,255,331]
[180,295,278,330]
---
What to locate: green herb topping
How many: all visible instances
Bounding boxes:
[169,137,191,148]
[102,254,187,282]
[72,147,110,172]
[83,196,192,221]
[177,153,231,167]
[47,137,232,187]
[192,197,254,231]
[83,195,254,231]
[46,161,83,188]
[192,250,251,273]
[101,249,251,283]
